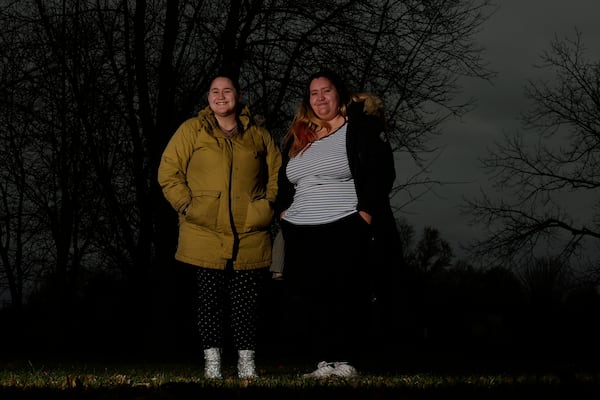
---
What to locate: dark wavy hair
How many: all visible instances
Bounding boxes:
[284,69,350,157]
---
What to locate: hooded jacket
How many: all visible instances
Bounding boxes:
[158,105,282,270]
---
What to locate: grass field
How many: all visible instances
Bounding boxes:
[1,356,600,399]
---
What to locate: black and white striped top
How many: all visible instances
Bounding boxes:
[282,123,358,225]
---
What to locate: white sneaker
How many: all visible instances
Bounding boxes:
[204,347,222,379]
[302,361,336,378]
[331,361,358,378]
[238,350,258,379]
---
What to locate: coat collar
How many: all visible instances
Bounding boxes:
[197,104,254,133]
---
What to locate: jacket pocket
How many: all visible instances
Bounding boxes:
[186,190,221,230]
[245,198,273,231]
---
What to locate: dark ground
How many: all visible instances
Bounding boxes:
[3,276,600,399]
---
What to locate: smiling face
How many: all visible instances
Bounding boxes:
[207,77,240,117]
[309,77,341,122]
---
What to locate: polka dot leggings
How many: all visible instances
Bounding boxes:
[196,266,266,351]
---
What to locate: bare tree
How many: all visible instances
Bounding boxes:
[411,226,455,274]
[0,1,70,308]
[464,30,600,277]
[0,110,38,310]
[520,256,573,307]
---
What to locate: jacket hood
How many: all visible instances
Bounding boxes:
[350,93,385,121]
[197,104,264,132]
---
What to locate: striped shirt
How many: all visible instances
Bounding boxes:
[282,124,358,225]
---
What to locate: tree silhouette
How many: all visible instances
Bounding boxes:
[464,30,600,278]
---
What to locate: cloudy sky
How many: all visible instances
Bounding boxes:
[398,0,600,258]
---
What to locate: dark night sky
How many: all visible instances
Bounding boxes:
[396,0,600,259]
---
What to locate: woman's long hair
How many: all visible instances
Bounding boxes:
[284,69,350,157]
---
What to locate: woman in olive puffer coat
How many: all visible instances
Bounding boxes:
[158,74,281,379]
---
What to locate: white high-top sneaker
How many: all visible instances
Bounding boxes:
[204,347,222,379]
[237,349,257,378]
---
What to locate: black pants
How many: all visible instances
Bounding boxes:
[196,264,268,351]
[280,213,371,363]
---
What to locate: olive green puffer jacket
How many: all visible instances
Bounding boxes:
[158,105,282,270]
